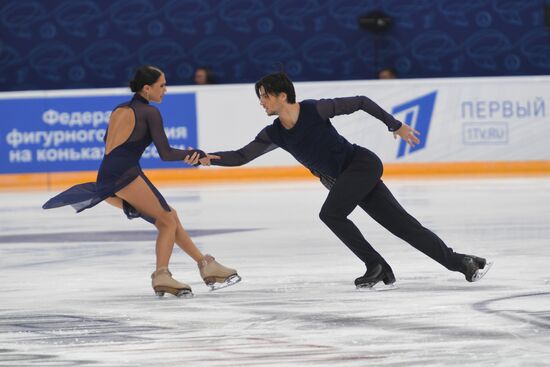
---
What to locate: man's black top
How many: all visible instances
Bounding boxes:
[210,96,402,180]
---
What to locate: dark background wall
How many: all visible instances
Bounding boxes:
[1,0,549,91]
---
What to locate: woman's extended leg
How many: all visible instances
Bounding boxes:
[169,206,204,262]
[105,194,221,268]
[109,180,240,290]
[169,206,241,290]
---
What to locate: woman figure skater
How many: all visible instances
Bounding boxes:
[43,65,240,297]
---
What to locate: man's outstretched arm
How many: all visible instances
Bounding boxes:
[315,96,402,131]
[315,97,420,147]
[209,128,278,167]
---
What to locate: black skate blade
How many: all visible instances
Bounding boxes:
[208,274,242,291]
[356,282,398,291]
[472,260,493,282]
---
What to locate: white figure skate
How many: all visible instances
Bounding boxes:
[151,267,193,298]
[198,254,241,291]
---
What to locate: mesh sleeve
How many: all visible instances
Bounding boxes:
[146,107,205,161]
[314,96,402,132]
[210,128,278,166]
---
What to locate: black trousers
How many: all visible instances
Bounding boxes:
[318,147,465,273]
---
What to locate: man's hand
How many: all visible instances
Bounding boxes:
[199,154,220,166]
[183,147,221,166]
[393,123,421,147]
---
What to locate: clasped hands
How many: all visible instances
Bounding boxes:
[183,147,219,166]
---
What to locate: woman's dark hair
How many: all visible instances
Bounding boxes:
[129,65,163,92]
[254,72,296,104]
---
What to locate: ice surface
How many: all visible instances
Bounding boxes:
[1,178,549,366]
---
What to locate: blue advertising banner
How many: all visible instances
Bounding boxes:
[0,93,198,173]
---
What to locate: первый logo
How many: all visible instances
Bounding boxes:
[392,91,437,158]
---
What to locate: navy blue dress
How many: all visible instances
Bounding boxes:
[43,94,204,221]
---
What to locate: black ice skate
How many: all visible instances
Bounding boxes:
[461,255,493,282]
[355,264,398,291]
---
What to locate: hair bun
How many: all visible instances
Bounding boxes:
[129,80,137,92]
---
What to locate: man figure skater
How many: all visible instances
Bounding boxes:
[200,72,492,289]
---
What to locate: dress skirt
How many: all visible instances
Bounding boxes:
[42,157,170,224]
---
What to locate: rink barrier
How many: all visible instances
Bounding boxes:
[1,160,549,191]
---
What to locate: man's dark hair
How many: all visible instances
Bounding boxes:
[255,73,296,104]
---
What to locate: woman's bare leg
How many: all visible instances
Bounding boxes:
[169,207,204,262]
[106,194,204,263]
[105,196,123,209]
[116,177,179,270]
